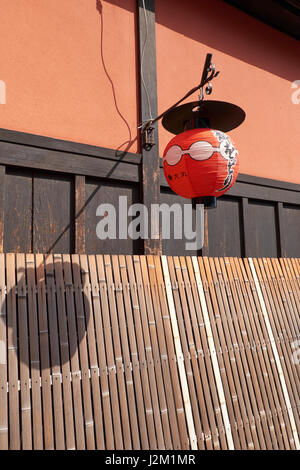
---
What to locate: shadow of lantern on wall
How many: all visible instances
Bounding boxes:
[0,260,91,372]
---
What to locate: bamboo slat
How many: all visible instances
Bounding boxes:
[118,254,149,449]
[0,254,8,450]
[79,254,105,450]
[185,256,228,449]
[278,259,300,336]
[147,256,184,449]
[16,254,32,450]
[249,258,295,448]
[133,255,165,449]
[88,254,114,450]
[145,255,178,449]
[0,254,299,450]
[60,254,85,450]
[45,255,65,449]
[36,254,54,450]
[262,259,300,429]
[6,254,20,449]
[225,257,270,449]
[192,256,235,450]
[249,258,300,450]
[53,255,76,450]
[236,257,283,449]
[125,255,158,449]
[26,254,43,449]
[218,258,260,449]
[161,255,198,450]
[167,256,206,449]
[63,255,94,449]
[103,254,132,449]
[207,257,249,449]
[200,257,242,448]
[111,255,140,449]
[96,255,124,449]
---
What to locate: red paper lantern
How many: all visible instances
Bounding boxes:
[163,128,239,199]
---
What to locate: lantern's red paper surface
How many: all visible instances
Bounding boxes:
[163,128,239,199]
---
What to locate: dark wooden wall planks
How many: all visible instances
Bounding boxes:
[0,128,299,257]
[281,203,300,257]
[207,196,243,257]
[4,167,33,253]
[138,0,161,254]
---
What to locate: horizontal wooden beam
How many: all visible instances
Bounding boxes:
[160,169,300,205]
[0,128,141,165]
[160,161,300,193]
[227,181,300,205]
[0,141,140,182]
[1,127,299,199]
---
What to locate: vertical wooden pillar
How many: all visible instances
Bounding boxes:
[137,0,161,254]
[75,175,86,254]
[242,197,250,257]
[201,209,209,256]
[276,201,286,257]
[0,165,5,253]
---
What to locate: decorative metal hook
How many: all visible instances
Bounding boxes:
[203,60,219,96]
[140,53,220,150]
[198,87,204,101]
[205,83,212,95]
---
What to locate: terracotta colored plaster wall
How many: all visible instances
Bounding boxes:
[1,0,300,184]
[155,0,300,184]
[0,0,138,153]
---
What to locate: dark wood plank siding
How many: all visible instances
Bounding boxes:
[281,203,300,257]
[207,196,243,257]
[33,173,74,254]
[85,178,141,255]
[244,199,278,258]
[75,175,86,254]
[0,129,299,257]
[4,168,33,253]
[160,189,198,256]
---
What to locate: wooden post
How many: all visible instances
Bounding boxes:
[74,175,85,254]
[201,208,209,256]
[276,202,286,257]
[0,165,5,253]
[137,0,161,254]
[242,197,250,257]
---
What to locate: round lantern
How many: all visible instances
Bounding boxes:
[163,127,239,199]
[161,100,245,203]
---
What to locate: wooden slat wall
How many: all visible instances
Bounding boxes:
[0,254,299,450]
[1,129,300,258]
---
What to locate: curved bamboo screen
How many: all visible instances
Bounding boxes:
[0,254,299,450]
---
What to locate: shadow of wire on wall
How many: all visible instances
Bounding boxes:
[41,1,139,254]
[96,0,138,157]
[0,258,90,372]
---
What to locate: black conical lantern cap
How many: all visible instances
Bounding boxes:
[162,100,246,135]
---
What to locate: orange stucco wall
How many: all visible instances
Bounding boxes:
[156,0,300,184]
[1,0,300,183]
[0,0,139,153]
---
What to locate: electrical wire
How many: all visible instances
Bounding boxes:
[140,0,154,125]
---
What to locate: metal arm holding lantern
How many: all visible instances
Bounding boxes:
[140,53,246,251]
[139,53,220,150]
